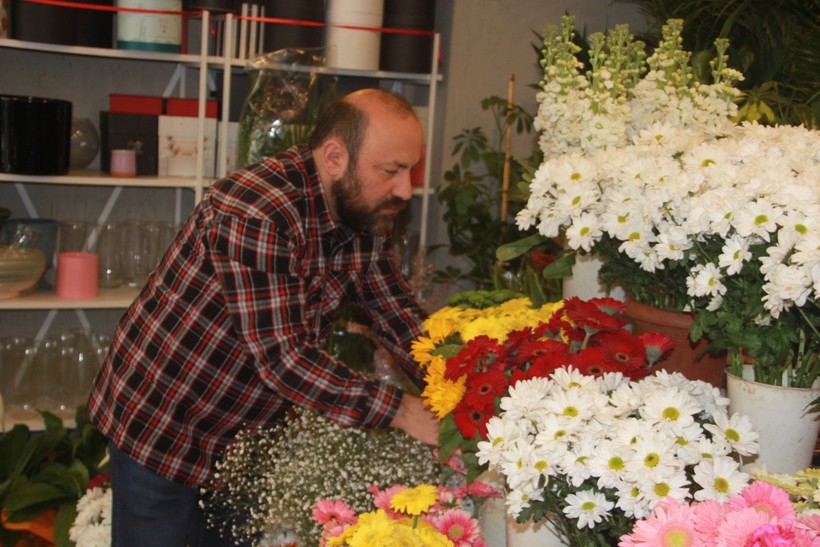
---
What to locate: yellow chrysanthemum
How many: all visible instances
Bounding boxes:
[460,316,509,342]
[493,297,534,315]
[410,336,439,367]
[390,484,439,516]
[414,522,455,547]
[421,355,466,418]
[343,510,396,547]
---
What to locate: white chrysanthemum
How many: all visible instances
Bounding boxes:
[565,212,603,252]
[623,429,680,483]
[686,262,726,298]
[499,377,552,422]
[637,469,692,506]
[477,416,529,466]
[692,455,749,502]
[718,234,752,275]
[703,411,760,457]
[588,439,631,489]
[69,487,112,547]
[559,438,598,488]
[562,489,614,529]
[639,386,701,429]
[732,198,783,242]
[543,384,598,427]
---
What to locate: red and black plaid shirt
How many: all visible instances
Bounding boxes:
[88,146,428,486]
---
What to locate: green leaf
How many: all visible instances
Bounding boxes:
[0,425,33,479]
[431,344,464,359]
[437,414,463,462]
[54,501,78,547]
[541,250,577,279]
[496,234,546,261]
[4,480,71,516]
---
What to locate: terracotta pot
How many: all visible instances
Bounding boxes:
[624,298,726,388]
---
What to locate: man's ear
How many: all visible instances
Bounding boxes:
[319,137,348,179]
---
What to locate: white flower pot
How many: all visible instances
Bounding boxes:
[506,515,567,547]
[562,254,624,301]
[726,370,820,474]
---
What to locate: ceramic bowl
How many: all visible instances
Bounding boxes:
[0,245,46,299]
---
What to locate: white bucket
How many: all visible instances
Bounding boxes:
[116,0,183,53]
[727,369,820,474]
[325,0,384,71]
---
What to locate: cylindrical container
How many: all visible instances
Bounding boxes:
[10,0,76,45]
[263,0,324,53]
[324,0,384,71]
[116,0,183,53]
[75,0,114,47]
[379,0,435,73]
[93,222,124,288]
[56,252,99,299]
[59,220,91,253]
[0,95,72,175]
[110,149,137,177]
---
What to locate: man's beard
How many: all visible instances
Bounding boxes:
[332,167,406,236]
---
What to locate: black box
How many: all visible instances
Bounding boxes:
[99,111,158,176]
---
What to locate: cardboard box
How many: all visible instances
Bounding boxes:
[165,98,219,119]
[158,115,216,178]
[109,94,165,116]
[99,111,159,175]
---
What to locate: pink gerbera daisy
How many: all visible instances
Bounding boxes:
[729,482,796,523]
[744,522,817,547]
[367,485,406,520]
[796,513,820,536]
[430,509,485,547]
[715,506,774,546]
[693,498,730,545]
[312,499,357,526]
[619,498,697,546]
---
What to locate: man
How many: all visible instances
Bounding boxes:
[88,88,440,546]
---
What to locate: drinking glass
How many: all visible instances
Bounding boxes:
[58,220,91,253]
[94,221,124,288]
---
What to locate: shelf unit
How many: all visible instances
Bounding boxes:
[1,10,442,317]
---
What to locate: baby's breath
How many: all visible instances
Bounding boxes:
[202,408,440,546]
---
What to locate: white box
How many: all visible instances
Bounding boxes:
[158,116,217,178]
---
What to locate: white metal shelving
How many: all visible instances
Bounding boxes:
[0,10,441,312]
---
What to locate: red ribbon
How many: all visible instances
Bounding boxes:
[18,0,436,36]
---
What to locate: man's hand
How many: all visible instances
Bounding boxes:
[389,393,440,446]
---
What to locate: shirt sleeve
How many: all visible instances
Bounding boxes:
[358,238,429,389]
[206,214,404,430]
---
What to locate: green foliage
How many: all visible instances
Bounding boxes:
[435,96,543,288]
[620,0,820,127]
[0,406,108,547]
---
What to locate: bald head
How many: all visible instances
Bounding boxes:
[309,89,419,166]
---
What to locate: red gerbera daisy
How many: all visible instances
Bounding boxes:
[639,331,674,366]
[444,335,501,380]
[591,331,647,370]
[569,347,632,376]
[563,296,627,333]
[453,399,496,439]
[462,369,509,407]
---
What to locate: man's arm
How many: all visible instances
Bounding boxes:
[389,393,440,446]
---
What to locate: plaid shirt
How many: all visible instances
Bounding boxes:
[88,145,428,486]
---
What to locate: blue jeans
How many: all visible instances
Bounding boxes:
[108,442,246,547]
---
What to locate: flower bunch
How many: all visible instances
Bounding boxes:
[68,473,112,547]
[313,482,500,547]
[620,481,820,545]
[477,367,759,545]
[411,292,672,481]
[202,407,441,546]
[514,16,820,387]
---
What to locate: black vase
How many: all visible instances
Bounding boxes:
[0,95,73,175]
